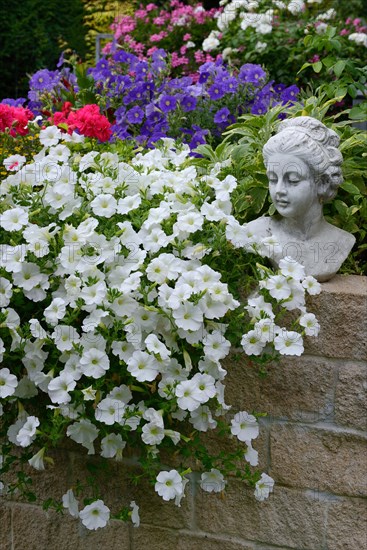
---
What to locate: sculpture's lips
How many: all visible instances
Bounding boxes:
[276,200,289,207]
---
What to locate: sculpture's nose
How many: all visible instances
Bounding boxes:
[275,178,286,197]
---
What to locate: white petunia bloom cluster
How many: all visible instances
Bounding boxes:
[0,130,321,528]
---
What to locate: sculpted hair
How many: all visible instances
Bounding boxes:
[262,116,343,202]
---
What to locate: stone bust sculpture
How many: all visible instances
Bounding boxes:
[246,116,356,282]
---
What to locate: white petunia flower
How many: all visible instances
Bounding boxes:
[189,405,217,431]
[3,154,26,171]
[241,330,266,356]
[66,418,99,454]
[231,412,259,442]
[79,499,110,530]
[39,125,62,146]
[28,447,46,470]
[302,276,321,295]
[130,501,140,527]
[16,415,40,447]
[155,470,184,501]
[62,489,79,518]
[0,277,13,307]
[0,207,29,232]
[200,469,226,493]
[100,433,126,459]
[244,440,259,466]
[95,397,126,425]
[44,297,67,325]
[254,473,274,501]
[80,348,110,378]
[90,194,117,218]
[48,372,76,404]
[279,256,306,281]
[274,330,304,355]
[0,367,18,397]
[127,350,160,382]
[299,312,320,337]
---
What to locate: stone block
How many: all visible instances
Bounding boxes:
[304,275,367,361]
[196,482,327,549]
[224,355,336,423]
[177,534,255,550]
[270,424,367,497]
[10,502,130,550]
[0,502,12,550]
[326,497,367,550]
[334,362,367,431]
[130,525,179,550]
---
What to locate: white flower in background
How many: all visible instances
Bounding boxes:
[130,501,140,527]
[142,422,165,445]
[0,367,17,397]
[203,331,231,361]
[66,418,99,454]
[244,440,259,466]
[255,40,268,52]
[274,330,304,355]
[349,33,367,47]
[287,0,305,15]
[200,469,226,493]
[299,312,320,337]
[172,302,203,331]
[79,499,110,530]
[3,154,26,171]
[0,207,28,232]
[317,8,336,20]
[203,34,220,52]
[62,489,79,518]
[231,412,259,442]
[155,470,184,501]
[315,22,328,34]
[16,415,40,447]
[254,473,274,501]
[39,125,62,147]
[28,447,46,470]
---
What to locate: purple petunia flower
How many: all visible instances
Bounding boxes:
[207,82,226,100]
[1,98,27,107]
[180,96,197,112]
[280,85,299,103]
[222,77,238,94]
[159,94,177,113]
[213,107,230,124]
[251,99,269,115]
[238,64,266,85]
[29,69,60,91]
[126,105,145,124]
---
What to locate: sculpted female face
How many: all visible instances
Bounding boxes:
[266,153,319,219]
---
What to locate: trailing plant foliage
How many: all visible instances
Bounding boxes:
[0,125,322,529]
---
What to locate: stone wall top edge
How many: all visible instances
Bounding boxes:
[319,274,367,296]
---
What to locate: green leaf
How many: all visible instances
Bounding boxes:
[312,61,323,73]
[340,182,362,195]
[333,60,346,77]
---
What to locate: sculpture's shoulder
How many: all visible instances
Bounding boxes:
[322,222,356,251]
[245,216,272,239]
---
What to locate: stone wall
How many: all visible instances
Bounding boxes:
[1,275,366,550]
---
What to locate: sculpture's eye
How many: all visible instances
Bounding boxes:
[288,173,301,184]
